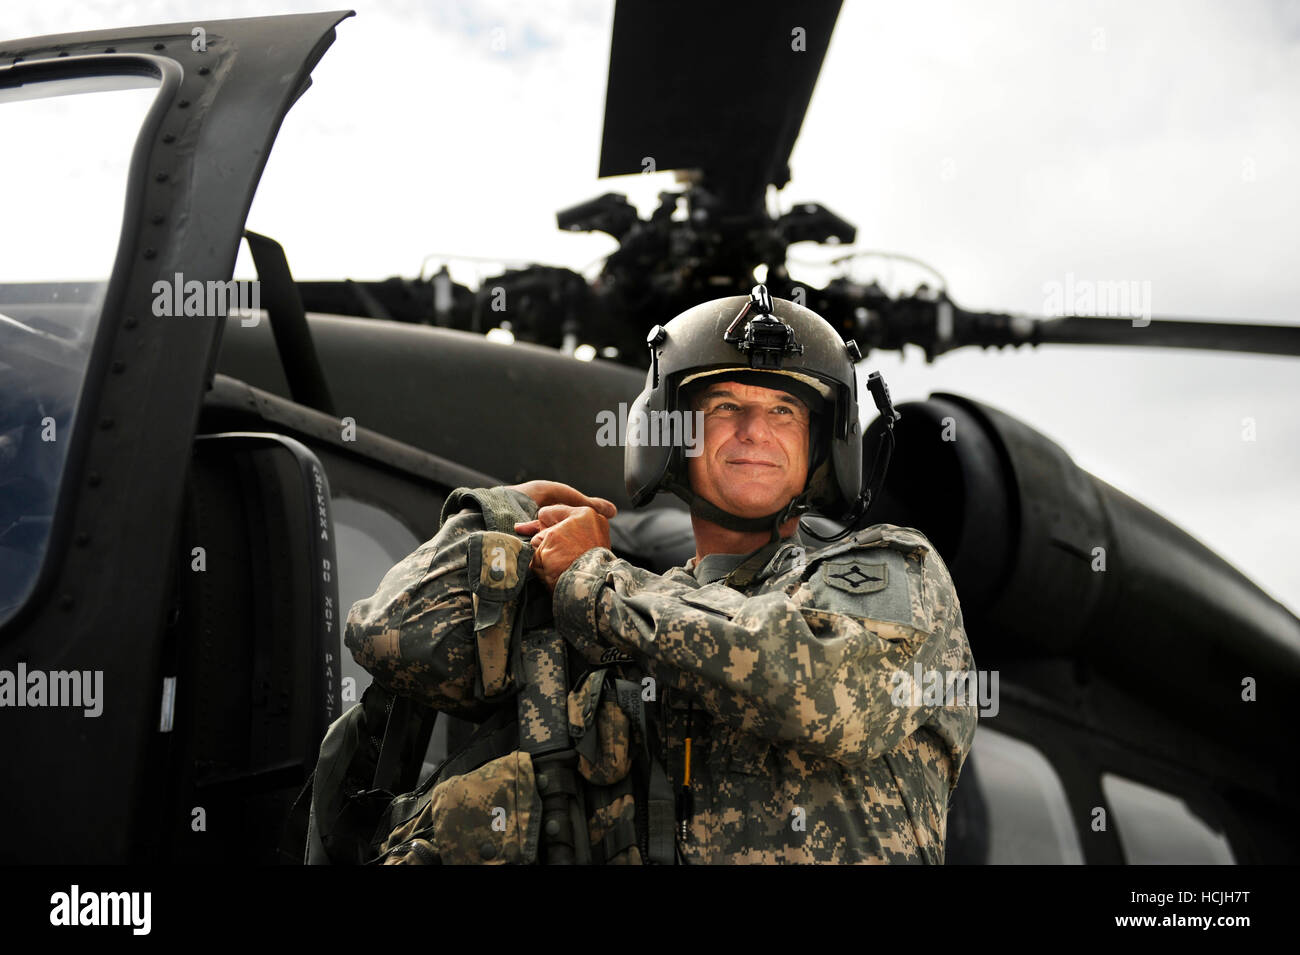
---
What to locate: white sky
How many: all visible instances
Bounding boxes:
[4,0,1299,614]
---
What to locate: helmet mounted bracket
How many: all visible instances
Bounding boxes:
[723,284,804,370]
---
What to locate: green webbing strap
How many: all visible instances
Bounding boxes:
[645,750,676,864]
[440,486,536,534]
[615,678,676,865]
[423,704,518,795]
[724,535,790,590]
[372,703,517,850]
[309,683,393,865]
[372,694,412,794]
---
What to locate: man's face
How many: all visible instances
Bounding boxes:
[686,379,811,519]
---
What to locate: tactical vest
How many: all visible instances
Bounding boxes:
[300,487,676,865]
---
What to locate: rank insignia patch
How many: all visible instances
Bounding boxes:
[823,560,888,594]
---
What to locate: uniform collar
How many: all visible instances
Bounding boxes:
[687,527,806,588]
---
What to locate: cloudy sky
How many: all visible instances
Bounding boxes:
[4,0,1298,614]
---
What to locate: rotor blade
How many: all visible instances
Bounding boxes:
[599,0,842,213]
[1030,315,1300,357]
[863,297,1300,361]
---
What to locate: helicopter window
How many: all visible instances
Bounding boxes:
[1101,773,1235,864]
[330,494,467,776]
[965,727,1085,864]
[0,74,159,627]
[330,495,423,701]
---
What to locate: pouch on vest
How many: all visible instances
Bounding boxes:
[467,530,532,700]
[376,750,543,864]
[567,668,633,786]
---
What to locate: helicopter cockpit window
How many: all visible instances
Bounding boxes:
[1101,773,1235,864]
[329,495,422,701]
[0,73,158,627]
[967,727,1086,864]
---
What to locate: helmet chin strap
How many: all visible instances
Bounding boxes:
[666,478,815,543]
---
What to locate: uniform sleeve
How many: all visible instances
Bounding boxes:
[344,489,535,721]
[552,534,977,769]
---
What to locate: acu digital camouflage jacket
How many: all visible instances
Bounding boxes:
[346,486,978,864]
[553,518,979,864]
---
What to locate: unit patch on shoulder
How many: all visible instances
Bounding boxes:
[822,560,888,594]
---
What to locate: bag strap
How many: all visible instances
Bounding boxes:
[614,677,676,864]
[307,681,394,864]
[368,702,520,855]
[372,694,437,796]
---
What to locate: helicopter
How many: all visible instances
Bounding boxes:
[1,3,1297,866]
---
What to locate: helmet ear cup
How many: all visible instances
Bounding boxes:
[804,413,835,507]
[806,413,828,479]
[811,413,827,471]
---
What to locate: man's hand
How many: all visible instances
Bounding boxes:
[505,480,617,519]
[514,504,611,592]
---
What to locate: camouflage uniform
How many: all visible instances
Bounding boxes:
[554,520,978,865]
[347,487,977,864]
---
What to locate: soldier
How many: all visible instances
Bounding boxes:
[345,285,976,864]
